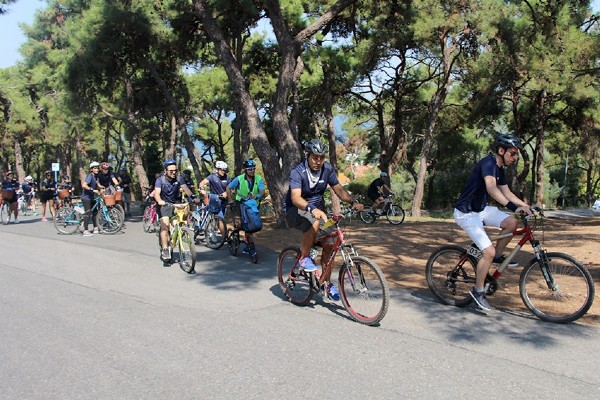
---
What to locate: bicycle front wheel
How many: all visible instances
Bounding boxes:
[177,228,196,274]
[204,214,227,250]
[228,231,240,256]
[142,206,153,232]
[53,207,81,234]
[386,204,405,225]
[339,256,389,325]
[96,207,124,234]
[359,211,376,224]
[520,252,595,323]
[0,203,11,225]
[425,245,475,307]
[277,246,314,306]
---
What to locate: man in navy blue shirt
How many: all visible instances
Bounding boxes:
[285,139,363,301]
[454,133,531,311]
[199,160,231,216]
[154,158,199,261]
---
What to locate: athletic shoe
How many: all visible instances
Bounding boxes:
[92,228,99,234]
[493,254,518,268]
[41,217,47,222]
[298,256,317,272]
[13,219,20,224]
[470,288,492,311]
[161,248,171,260]
[326,283,340,301]
[82,231,93,237]
[242,246,250,254]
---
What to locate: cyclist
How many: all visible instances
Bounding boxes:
[199,160,231,238]
[58,174,74,191]
[81,162,101,236]
[21,176,36,215]
[182,170,196,194]
[117,167,132,216]
[284,139,363,301]
[39,170,56,222]
[367,171,393,215]
[1,171,21,223]
[226,159,265,254]
[454,133,531,311]
[97,162,120,194]
[154,158,199,261]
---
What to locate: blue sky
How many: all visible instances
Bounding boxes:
[1,0,600,69]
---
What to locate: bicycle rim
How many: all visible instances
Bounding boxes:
[96,207,123,234]
[53,207,81,234]
[359,210,375,224]
[178,229,196,274]
[277,246,313,305]
[425,246,475,307]
[204,215,227,250]
[143,207,152,232]
[0,204,11,225]
[339,256,389,325]
[228,231,240,256]
[386,204,405,225]
[520,252,595,323]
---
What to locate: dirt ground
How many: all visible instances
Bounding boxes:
[254,213,600,326]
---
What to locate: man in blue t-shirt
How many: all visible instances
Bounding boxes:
[154,159,199,261]
[199,160,231,216]
[284,139,363,301]
[454,133,531,311]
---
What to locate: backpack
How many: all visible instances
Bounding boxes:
[208,194,221,214]
[240,199,262,233]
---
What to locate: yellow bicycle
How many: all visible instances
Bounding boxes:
[159,203,197,273]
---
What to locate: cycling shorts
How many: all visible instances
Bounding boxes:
[157,203,174,219]
[453,206,509,251]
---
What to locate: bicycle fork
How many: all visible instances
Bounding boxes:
[531,240,557,291]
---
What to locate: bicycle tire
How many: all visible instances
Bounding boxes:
[277,246,314,305]
[386,204,405,225]
[142,206,153,232]
[95,207,123,234]
[114,204,125,219]
[0,203,11,225]
[53,207,81,235]
[228,231,240,256]
[425,245,475,307]
[338,255,389,325]
[178,228,196,274]
[204,214,227,250]
[359,210,376,224]
[247,235,258,264]
[519,252,595,323]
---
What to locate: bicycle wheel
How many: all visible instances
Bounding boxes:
[142,206,153,232]
[228,230,240,256]
[177,228,196,274]
[114,203,125,219]
[96,207,123,234]
[277,246,314,305]
[519,252,595,323]
[425,245,475,307]
[53,207,81,235]
[204,214,227,250]
[386,204,405,225]
[338,256,389,325]
[247,234,258,264]
[359,210,376,224]
[0,203,11,225]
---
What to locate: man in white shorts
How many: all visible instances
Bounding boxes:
[454,133,531,311]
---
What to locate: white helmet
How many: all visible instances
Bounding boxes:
[25,175,33,181]
[215,161,228,170]
[89,161,100,168]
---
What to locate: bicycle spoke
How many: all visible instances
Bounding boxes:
[277,247,313,305]
[425,246,475,307]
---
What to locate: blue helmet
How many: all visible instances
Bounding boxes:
[243,160,256,169]
[163,158,176,168]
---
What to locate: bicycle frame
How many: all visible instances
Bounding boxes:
[169,204,189,249]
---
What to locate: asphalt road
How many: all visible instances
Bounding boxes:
[1,211,599,399]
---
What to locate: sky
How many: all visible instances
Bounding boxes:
[1,0,600,69]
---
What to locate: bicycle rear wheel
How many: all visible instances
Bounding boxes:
[425,245,475,307]
[53,207,81,234]
[177,228,196,274]
[277,246,314,306]
[204,214,227,249]
[0,203,11,225]
[228,230,240,256]
[386,204,405,225]
[339,256,389,325]
[359,210,376,224]
[520,252,595,323]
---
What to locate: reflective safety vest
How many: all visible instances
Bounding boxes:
[235,173,263,201]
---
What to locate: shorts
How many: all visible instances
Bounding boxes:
[454,206,509,251]
[157,203,174,219]
[367,192,380,202]
[285,207,336,243]
[40,191,54,203]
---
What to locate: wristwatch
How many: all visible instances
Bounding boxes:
[306,205,314,216]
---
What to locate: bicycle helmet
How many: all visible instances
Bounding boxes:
[303,139,328,156]
[25,175,33,181]
[89,161,100,168]
[494,133,523,151]
[5,170,13,177]
[44,170,52,175]
[243,159,256,169]
[380,172,388,178]
[182,169,192,176]
[215,160,228,170]
[63,175,70,180]
[163,158,176,168]
[119,167,126,173]
[100,162,110,170]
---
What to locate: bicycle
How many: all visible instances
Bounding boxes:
[425,207,595,324]
[1,189,16,224]
[359,194,405,225]
[142,200,159,233]
[190,202,227,249]
[158,202,196,273]
[277,211,390,326]
[226,201,258,263]
[53,193,125,235]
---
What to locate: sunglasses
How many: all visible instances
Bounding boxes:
[246,168,255,171]
[166,169,177,173]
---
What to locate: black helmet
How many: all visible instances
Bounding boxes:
[242,160,256,169]
[183,169,191,176]
[494,133,523,150]
[304,139,328,156]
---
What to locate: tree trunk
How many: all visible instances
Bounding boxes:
[535,89,547,206]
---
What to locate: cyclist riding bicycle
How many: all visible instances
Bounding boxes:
[200,160,231,216]
[21,175,35,215]
[81,162,101,236]
[367,171,393,215]
[226,159,265,254]
[284,139,363,301]
[1,171,21,223]
[154,158,199,261]
[454,132,532,311]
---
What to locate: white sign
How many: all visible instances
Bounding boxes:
[51,163,60,172]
